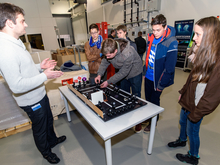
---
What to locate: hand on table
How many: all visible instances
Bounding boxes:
[100,81,108,88]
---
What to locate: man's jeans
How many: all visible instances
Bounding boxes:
[179,108,203,157]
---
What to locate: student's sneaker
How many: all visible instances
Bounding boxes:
[143,125,151,133]
[43,152,60,164]
[134,124,142,133]
[176,152,199,165]
[51,135,67,148]
[168,138,187,148]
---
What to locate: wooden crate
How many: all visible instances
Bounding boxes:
[0,122,32,139]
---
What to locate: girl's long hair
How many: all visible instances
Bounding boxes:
[191,16,220,83]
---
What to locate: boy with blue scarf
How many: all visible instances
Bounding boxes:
[84,24,104,78]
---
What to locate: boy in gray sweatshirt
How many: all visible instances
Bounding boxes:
[95,38,142,97]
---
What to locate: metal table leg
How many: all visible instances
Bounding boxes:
[105,138,112,165]
[63,94,71,122]
[147,115,157,154]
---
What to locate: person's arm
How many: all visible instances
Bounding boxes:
[35,58,57,72]
[107,56,133,84]
[135,38,138,47]
[0,53,47,94]
[188,66,220,123]
[0,49,62,94]
[179,72,193,95]
[35,64,43,72]
[84,42,101,62]
[158,40,178,90]
[131,41,137,52]
[97,58,110,77]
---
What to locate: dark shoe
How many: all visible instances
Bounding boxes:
[168,138,187,148]
[176,153,199,165]
[134,124,142,133]
[143,124,151,133]
[51,135,66,148]
[43,152,60,164]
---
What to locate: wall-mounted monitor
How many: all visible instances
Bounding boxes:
[174,19,194,40]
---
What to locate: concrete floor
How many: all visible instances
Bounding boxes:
[0,69,220,165]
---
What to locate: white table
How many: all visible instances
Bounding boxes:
[59,86,164,165]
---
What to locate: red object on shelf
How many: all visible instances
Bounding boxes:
[101,22,109,40]
[96,23,102,37]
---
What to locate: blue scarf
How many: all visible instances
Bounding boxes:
[89,35,103,49]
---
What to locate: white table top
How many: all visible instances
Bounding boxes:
[59,86,164,141]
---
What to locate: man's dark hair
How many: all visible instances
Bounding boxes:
[138,31,142,37]
[0,3,25,30]
[101,38,118,55]
[116,25,127,33]
[101,38,128,55]
[89,23,99,32]
[110,29,115,34]
[151,14,167,28]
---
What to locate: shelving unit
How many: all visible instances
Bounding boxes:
[183,48,193,71]
[176,42,188,69]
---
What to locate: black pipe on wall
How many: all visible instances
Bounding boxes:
[130,0,133,26]
[134,0,139,26]
[124,0,126,24]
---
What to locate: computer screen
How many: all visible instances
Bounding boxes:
[174,19,194,40]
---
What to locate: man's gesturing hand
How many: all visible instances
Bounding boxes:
[44,66,63,79]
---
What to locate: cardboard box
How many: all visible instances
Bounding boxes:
[30,50,52,64]
[51,53,58,61]
[44,70,89,117]
[57,55,75,67]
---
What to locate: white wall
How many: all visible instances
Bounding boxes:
[7,0,218,48]
[87,0,102,13]
[72,12,88,45]
[87,0,220,37]
[49,0,74,14]
[48,1,88,45]
[87,0,147,28]
[0,0,59,51]
[161,0,220,26]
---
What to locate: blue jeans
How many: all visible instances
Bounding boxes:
[179,108,203,157]
[120,73,142,97]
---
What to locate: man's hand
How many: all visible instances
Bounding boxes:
[41,58,57,69]
[44,66,63,79]
[95,75,101,84]
[100,81,108,88]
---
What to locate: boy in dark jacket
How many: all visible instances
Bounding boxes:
[135,14,178,133]
[135,31,146,62]
[116,25,137,51]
